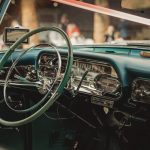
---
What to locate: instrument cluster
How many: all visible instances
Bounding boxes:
[37,53,121,99]
[0,52,121,100]
[71,58,121,98]
[37,53,58,79]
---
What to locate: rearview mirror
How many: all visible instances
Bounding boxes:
[4,27,29,45]
[121,0,150,10]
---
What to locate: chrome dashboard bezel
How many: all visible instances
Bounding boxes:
[36,52,121,100]
[131,77,150,104]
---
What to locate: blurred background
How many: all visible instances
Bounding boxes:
[0,0,150,47]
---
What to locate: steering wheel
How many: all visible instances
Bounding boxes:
[3,43,62,113]
[0,27,73,126]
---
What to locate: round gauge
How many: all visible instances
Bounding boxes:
[131,78,150,104]
[38,53,58,79]
[94,74,120,93]
[37,53,60,94]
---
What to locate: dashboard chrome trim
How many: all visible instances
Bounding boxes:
[131,78,150,104]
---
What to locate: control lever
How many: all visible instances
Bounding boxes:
[73,70,89,97]
[9,74,43,88]
[14,74,30,82]
[129,115,146,123]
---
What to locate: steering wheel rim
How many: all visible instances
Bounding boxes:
[0,26,73,126]
[3,44,62,113]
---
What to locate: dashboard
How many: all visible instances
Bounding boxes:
[37,53,121,99]
[0,48,149,108]
[0,46,150,150]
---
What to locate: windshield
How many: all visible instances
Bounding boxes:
[0,0,149,48]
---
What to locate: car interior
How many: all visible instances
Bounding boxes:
[0,0,150,150]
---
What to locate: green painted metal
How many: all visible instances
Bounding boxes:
[59,44,150,57]
[0,0,11,24]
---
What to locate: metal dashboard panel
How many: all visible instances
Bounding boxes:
[0,46,149,88]
[70,57,120,98]
[132,78,150,104]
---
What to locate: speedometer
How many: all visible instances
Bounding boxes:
[36,52,61,94]
[94,74,120,93]
[38,53,58,78]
